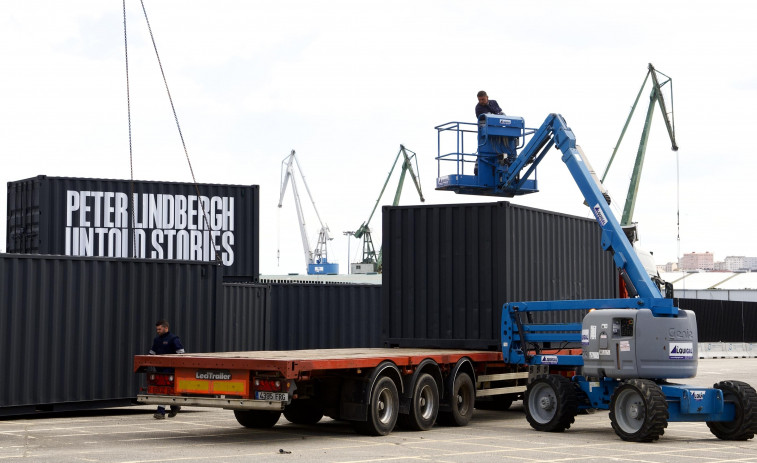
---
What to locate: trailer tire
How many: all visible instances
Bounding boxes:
[400,373,440,431]
[707,380,757,440]
[610,379,668,442]
[284,399,324,425]
[234,410,281,428]
[354,375,399,436]
[437,373,475,427]
[525,374,578,432]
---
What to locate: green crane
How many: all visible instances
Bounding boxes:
[352,145,424,273]
[602,63,678,238]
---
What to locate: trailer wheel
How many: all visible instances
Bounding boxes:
[284,399,324,425]
[524,374,578,432]
[437,373,475,427]
[707,380,757,440]
[354,375,399,436]
[401,373,440,431]
[233,410,281,428]
[610,379,668,442]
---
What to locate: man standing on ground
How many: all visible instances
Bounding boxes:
[150,319,185,419]
[475,90,504,117]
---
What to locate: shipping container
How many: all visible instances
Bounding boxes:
[6,175,259,278]
[382,201,619,350]
[0,253,224,416]
[674,298,757,343]
[218,283,270,352]
[268,283,382,350]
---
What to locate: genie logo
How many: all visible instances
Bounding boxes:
[669,342,694,360]
[499,119,512,125]
[669,328,694,340]
[592,204,609,226]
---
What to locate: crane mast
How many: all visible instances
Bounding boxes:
[278,150,338,275]
[601,63,678,231]
[352,145,424,273]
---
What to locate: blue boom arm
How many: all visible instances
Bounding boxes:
[439,113,667,307]
[519,114,664,305]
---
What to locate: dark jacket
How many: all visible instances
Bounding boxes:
[150,332,185,355]
[475,99,504,118]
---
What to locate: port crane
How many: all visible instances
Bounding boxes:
[602,63,678,240]
[435,113,756,441]
[352,145,424,273]
[278,150,338,275]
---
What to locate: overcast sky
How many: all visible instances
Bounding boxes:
[2,1,755,274]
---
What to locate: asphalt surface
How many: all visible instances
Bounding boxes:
[1,358,757,463]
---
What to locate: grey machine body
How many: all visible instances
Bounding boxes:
[581,308,699,379]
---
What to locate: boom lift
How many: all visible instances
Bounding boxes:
[436,113,757,441]
[352,144,424,274]
[278,150,338,275]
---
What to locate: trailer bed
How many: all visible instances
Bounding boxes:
[134,348,504,379]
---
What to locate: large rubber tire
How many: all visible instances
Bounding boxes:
[524,374,578,432]
[354,376,400,436]
[403,373,440,431]
[609,379,669,442]
[707,380,757,440]
[283,399,324,425]
[437,373,476,427]
[233,410,282,428]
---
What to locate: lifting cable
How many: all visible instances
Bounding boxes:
[122,0,137,258]
[123,1,221,264]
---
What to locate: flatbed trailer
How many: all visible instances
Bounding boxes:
[134,348,539,435]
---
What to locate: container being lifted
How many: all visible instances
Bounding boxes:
[277,150,338,275]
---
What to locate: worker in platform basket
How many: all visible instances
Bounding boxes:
[475,90,504,118]
[149,319,185,419]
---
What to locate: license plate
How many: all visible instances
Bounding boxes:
[255,391,288,401]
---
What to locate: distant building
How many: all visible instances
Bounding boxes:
[719,256,757,271]
[723,256,745,271]
[714,261,728,271]
[658,262,679,272]
[679,252,714,271]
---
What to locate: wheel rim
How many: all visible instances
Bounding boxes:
[418,383,435,420]
[376,386,395,425]
[614,388,645,433]
[456,378,473,415]
[529,382,557,424]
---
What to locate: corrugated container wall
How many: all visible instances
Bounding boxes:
[218,283,270,351]
[382,201,618,350]
[269,284,382,350]
[674,298,757,343]
[6,176,259,278]
[0,254,223,416]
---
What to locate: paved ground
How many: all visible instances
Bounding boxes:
[1,358,757,463]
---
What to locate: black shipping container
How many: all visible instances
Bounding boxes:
[382,201,619,350]
[674,298,757,343]
[268,283,383,350]
[0,253,225,416]
[6,175,259,278]
[218,282,271,351]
